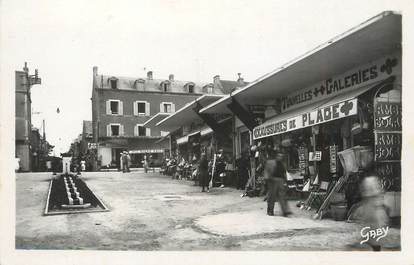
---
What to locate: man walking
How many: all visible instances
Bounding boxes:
[198,153,210,192]
[265,150,291,217]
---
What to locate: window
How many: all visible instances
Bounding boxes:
[161,81,170,92]
[110,101,119,114]
[160,102,175,113]
[107,123,124,136]
[188,84,194,93]
[163,103,172,113]
[111,125,120,136]
[110,79,118,89]
[134,101,150,116]
[138,126,146,136]
[161,131,169,137]
[135,125,151,136]
[106,100,123,115]
[138,102,146,113]
[203,85,213,94]
[135,79,145,90]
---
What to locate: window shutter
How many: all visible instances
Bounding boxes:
[133,102,138,116]
[134,125,137,136]
[160,102,164,113]
[171,103,175,113]
[145,102,150,116]
[106,124,111,136]
[119,101,123,115]
[120,125,124,136]
[146,128,151,136]
[106,101,111,115]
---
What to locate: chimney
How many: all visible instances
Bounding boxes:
[147,71,153,80]
[213,75,220,84]
[93,66,98,76]
[169,74,174,81]
[237,73,244,84]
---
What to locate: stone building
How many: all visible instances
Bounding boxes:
[91,66,244,169]
[15,63,41,171]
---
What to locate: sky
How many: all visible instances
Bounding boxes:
[0,0,410,155]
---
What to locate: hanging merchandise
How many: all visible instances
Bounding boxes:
[337,148,359,174]
[298,146,308,175]
[329,145,338,173]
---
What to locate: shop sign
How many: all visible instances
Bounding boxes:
[309,151,322,161]
[329,145,338,173]
[129,149,164,154]
[375,162,400,179]
[280,54,400,112]
[253,98,357,140]
[374,102,402,131]
[374,132,401,162]
[88,143,97,149]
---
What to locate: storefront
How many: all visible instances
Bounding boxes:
[199,11,401,218]
[157,94,225,160]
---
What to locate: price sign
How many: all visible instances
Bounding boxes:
[374,132,401,162]
[374,102,401,131]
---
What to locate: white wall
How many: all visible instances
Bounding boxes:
[98,147,112,167]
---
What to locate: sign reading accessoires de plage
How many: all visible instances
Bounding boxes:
[253,98,357,140]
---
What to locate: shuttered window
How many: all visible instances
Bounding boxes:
[134,101,150,116]
[160,102,175,113]
[106,100,123,115]
[106,123,123,136]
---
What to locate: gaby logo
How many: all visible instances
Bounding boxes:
[360,226,389,245]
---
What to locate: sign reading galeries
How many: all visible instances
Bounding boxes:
[253,99,357,140]
[280,53,400,112]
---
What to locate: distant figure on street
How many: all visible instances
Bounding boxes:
[143,155,149,173]
[46,160,52,172]
[122,151,130,173]
[199,153,210,192]
[126,152,131,172]
[265,150,291,217]
[236,153,249,190]
[80,160,86,171]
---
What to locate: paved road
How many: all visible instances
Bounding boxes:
[15,172,400,250]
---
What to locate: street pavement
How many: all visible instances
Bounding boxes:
[15,171,400,251]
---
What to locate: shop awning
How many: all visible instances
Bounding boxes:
[143,113,171,127]
[157,94,225,132]
[252,85,374,140]
[200,11,401,115]
[176,127,214,145]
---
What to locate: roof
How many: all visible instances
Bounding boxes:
[156,94,224,131]
[200,11,401,115]
[142,113,171,127]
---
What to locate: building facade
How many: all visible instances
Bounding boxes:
[15,63,41,171]
[91,67,242,169]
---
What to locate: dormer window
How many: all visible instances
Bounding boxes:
[185,82,195,93]
[203,84,213,94]
[188,85,194,93]
[134,79,145,90]
[109,77,118,89]
[161,81,170,92]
